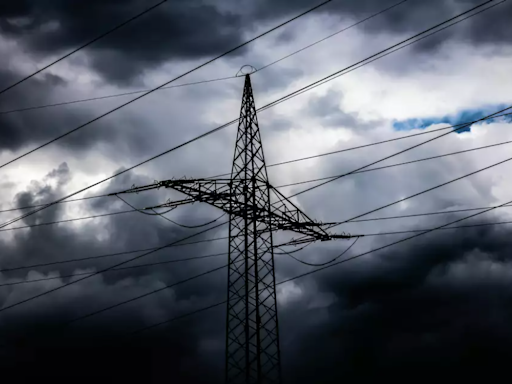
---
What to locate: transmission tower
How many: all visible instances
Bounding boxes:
[110,74,355,383]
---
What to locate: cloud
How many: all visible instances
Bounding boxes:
[0,162,229,381]
[255,0,512,54]
[282,224,512,382]
[0,0,246,85]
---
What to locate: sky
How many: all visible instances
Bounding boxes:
[0,0,512,382]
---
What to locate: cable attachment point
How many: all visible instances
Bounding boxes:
[130,184,140,194]
[236,65,257,77]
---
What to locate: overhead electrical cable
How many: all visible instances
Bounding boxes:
[333,148,512,225]
[0,194,112,214]
[257,0,410,72]
[127,301,228,337]
[0,237,233,273]
[0,208,224,233]
[360,220,512,237]
[347,204,512,223]
[0,0,408,116]
[0,252,229,288]
[276,236,360,267]
[0,0,170,96]
[0,76,238,116]
[275,138,512,188]
[114,194,227,227]
[0,0,333,172]
[0,0,499,231]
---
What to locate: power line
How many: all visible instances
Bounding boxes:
[347,204,512,223]
[0,220,229,314]
[0,207,225,233]
[127,300,227,337]
[0,1,498,231]
[0,0,332,173]
[1,111,509,217]
[0,194,111,214]
[0,0,407,116]
[114,194,227,228]
[63,264,228,328]
[257,0,410,72]
[275,236,360,267]
[337,150,512,224]
[275,137,512,188]
[0,209,135,232]
[0,252,229,288]
[0,0,170,96]
[361,219,512,237]
[0,76,239,116]
[0,236,231,273]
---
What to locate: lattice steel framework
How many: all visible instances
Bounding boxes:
[109,74,356,384]
[225,75,280,384]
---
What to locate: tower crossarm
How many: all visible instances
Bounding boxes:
[109,177,356,241]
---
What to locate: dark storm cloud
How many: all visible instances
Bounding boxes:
[280,222,512,382]
[0,0,510,89]
[0,163,228,382]
[256,0,512,53]
[0,63,232,156]
[0,68,155,153]
[0,0,244,84]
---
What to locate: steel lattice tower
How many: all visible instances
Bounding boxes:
[225,75,281,383]
[110,73,355,384]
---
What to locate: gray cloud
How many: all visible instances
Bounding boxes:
[306,89,382,130]
[0,0,245,85]
[0,162,229,381]
[256,0,512,53]
[281,224,512,382]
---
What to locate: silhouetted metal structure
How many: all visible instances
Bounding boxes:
[111,74,354,383]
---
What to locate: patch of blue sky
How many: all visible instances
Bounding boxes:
[392,104,511,133]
